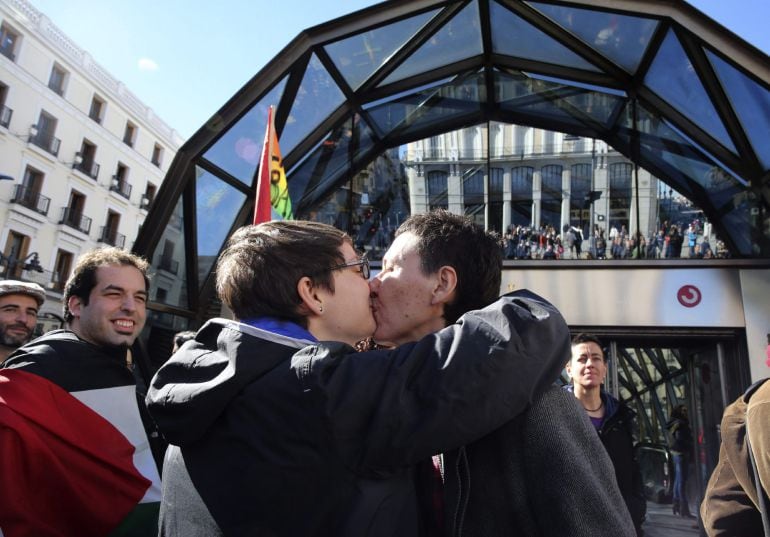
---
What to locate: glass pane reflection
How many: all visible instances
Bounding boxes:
[527,1,658,73]
[706,49,770,171]
[202,77,287,185]
[325,9,439,90]
[281,54,346,155]
[489,1,599,72]
[380,1,483,86]
[195,167,247,285]
[288,115,376,215]
[147,195,188,309]
[366,71,485,138]
[644,30,737,154]
[495,70,622,127]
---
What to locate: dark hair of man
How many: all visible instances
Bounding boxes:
[215,221,351,325]
[396,209,502,325]
[63,247,150,323]
[571,333,605,362]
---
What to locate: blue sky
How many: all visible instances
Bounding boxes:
[31,0,770,140]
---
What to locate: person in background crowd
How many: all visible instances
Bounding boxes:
[667,404,695,518]
[565,333,646,536]
[0,280,45,364]
[1,247,161,537]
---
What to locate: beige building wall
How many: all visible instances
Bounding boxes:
[0,0,183,323]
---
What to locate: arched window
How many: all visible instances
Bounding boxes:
[609,163,632,232]
[540,164,563,228]
[570,163,592,229]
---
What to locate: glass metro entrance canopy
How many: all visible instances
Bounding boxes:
[134,0,770,324]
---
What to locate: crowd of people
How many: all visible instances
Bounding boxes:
[0,209,759,537]
[500,220,730,260]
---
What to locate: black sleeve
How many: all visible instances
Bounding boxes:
[291,290,570,472]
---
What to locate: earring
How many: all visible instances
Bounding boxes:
[319,305,323,313]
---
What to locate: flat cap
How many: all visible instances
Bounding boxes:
[0,280,46,306]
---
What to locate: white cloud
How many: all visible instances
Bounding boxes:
[137,58,159,72]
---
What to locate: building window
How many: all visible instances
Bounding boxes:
[99,211,124,248]
[31,110,61,156]
[511,166,533,227]
[61,190,91,234]
[427,170,448,210]
[609,163,633,232]
[151,143,163,167]
[142,183,157,210]
[463,168,485,228]
[2,230,29,279]
[159,239,178,274]
[540,165,563,228]
[52,249,73,292]
[0,81,10,128]
[111,163,132,200]
[75,139,100,180]
[89,95,105,124]
[12,166,50,215]
[48,63,68,96]
[0,23,20,61]
[489,167,504,232]
[123,121,137,147]
[570,163,592,230]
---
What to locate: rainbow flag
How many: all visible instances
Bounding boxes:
[253,105,293,224]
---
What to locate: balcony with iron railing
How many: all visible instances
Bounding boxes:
[98,226,126,248]
[59,207,92,234]
[110,179,132,200]
[0,104,11,128]
[404,143,616,163]
[10,184,50,215]
[29,130,61,157]
[73,159,100,180]
[158,257,179,275]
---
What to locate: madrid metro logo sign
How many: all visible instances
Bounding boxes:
[677,285,702,308]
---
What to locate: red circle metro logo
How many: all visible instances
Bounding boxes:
[677,285,702,308]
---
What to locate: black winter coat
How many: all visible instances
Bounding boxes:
[147,291,570,537]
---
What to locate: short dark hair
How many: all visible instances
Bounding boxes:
[63,247,150,323]
[216,221,352,324]
[570,333,605,360]
[396,210,502,324]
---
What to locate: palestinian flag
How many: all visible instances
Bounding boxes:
[0,367,161,537]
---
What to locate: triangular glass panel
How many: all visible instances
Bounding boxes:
[147,194,188,308]
[495,70,622,128]
[707,49,770,170]
[288,115,376,214]
[195,166,247,287]
[203,77,287,185]
[527,1,658,74]
[644,30,737,154]
[281,53,347,155]
[366,71,485,139]
[489,1,599,72]
[325,9,440,91]
[379,1,483,87]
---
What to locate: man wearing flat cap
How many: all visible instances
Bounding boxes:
[0,279,44,364]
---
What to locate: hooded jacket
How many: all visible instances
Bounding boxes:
[146,290,570,537]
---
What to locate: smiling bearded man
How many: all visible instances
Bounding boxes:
[1,247,162,537]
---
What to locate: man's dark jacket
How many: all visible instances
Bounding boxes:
[146,290,570,536]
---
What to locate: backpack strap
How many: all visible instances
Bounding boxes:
[744,378,770,537]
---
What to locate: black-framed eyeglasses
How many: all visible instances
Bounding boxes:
[322,256,370,280]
